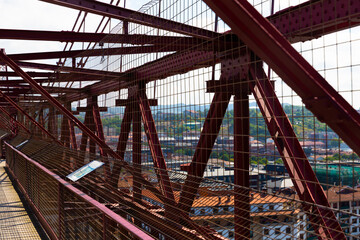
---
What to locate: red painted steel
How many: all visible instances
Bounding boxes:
[269,0,360,43]
[93,103,106,156]
[202,0,360,165]
[39,0,357,103]
[111,104,133,186]
[0,106,30,134]
[39,0,219,39]
[7,45,192,61]
[137,91,175,203]
[15,61,122,78]
[234,90,250,240]
[248,63,345,239]
[0,29,204,45]
[0,72,113,81]
[132,102,142,204]
[0,90,61,144]
[178,91,232,214]
[5,142,155,240]
[0,51,170,205]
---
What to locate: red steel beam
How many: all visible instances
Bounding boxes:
[0,29,203,45]
[137,91,175,204]
[111,104,133,186]
[0,51,170,206]
[0,106,30,134]
[249,64,345,239]
[7,45,192,61]
[234,89,250,240]
[178,91,231,214]
[202,0,360,195]
[39,0,219,39]
[15,61,122,78]
[0,90,61,144]
[132,102,142,204]
[0,73,114,82]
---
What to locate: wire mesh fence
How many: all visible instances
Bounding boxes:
[1,0,360,239]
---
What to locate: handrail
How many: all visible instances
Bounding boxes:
[4,141,154,240]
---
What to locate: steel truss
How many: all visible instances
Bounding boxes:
[1,0,360,239]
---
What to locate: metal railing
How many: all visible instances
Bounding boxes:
[4,141,154,240]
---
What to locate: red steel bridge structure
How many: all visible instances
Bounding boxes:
[1,0,360,239]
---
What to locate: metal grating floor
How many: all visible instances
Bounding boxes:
[0,160,42,240]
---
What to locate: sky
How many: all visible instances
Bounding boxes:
[0,0,148,56]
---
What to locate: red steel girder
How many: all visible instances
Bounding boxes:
[15,61,122,78]
[0,51,170,206]
[61,0,360,103]
[234,90,250,240]
[132,102,142,204]
[137,91,175,204]
[110,104,133,186]
[0,90,61,144]
[249,64,345,239]
[0,29,204,45]
[269,0,360,43]
[0,73,115,82]
[202,0,360,189]
[0,106,30,134]
[178,91,231,214]
[39,0,219,39]
[7,45,185,61]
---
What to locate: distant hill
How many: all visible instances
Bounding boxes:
[105,102,293,114]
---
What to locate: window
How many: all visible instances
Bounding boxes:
[269,205,274,210]
[275,227,281,235]
[286,227,291,234]
[264,228,269,235]
[300,234,304,239]
[352,218,357,224]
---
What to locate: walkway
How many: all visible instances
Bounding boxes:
[0,159,43,240]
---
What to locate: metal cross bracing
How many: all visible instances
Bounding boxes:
[1,0,360,239]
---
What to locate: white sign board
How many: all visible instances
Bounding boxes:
[67,160,104,182]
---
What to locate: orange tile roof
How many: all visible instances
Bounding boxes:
[142,190,290,207]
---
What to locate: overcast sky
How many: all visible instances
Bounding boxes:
[0,0,148,55]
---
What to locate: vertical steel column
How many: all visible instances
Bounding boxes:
[38,108,44,138]
[0,90,61,144]
[93,102,106,156]
[65,102,77,150]
[234,90,250,239]
[111,104,133,187]
[79,110,91,152]
[138,90,175,204]
[60,111,70,147]
[48,107,57,137]
[178,92,231,214]
[132,100,142,204]
[0,106,30,134]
